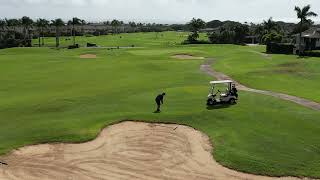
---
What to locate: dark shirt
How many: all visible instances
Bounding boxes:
[232,87,237,93]
[155,94,164,104]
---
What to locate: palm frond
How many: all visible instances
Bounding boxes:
[294,6,301,14]
[306,11,318,17]
[301,5,311,15]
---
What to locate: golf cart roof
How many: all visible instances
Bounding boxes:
[210,80,233,84]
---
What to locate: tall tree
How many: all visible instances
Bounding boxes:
[51,18,65,47]
[35,18,49,47]
[68,17,81,45]
[35,20,42,47]
[294,5,317,55]
[21,16,34,46]
[129,22,136,28]
[41,19,49,46]
[80,19,86,34]
[187,18,205,42]
[103,21,110,25]
[0,19,6,40]
[129,22,137,32]
[262,17,278,34]
[5,18,20,38]
[253,24,265,43]
[111,19,121,34]
[233,24,249,44]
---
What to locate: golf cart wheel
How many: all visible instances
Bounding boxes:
[229,98,236,105]
[207,99,215,106]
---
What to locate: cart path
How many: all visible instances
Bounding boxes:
[201,58,320,111]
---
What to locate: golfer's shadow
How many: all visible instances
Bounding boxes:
[0,161,8,166]
[206,104,231,110]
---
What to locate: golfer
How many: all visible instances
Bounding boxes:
[232,84,238,98]
[155,93,166,112]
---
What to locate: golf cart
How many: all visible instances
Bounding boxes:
[207,80,238,106]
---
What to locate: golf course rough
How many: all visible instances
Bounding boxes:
[0,122,307,180]
[1,32,320,178]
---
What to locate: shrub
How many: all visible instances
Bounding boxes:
[87,43,97,47]
[266,43,294,54]
[262,32,283,44]
[68,44,80,49]
[182,39,210,45]
[303,51,320,57]
[85,34,94,37]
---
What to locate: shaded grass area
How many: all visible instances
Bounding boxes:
[1,32,320,178]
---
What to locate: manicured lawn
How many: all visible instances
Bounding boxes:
[211,45,320,102]
[33,31,207,48]
[1,32,320,178]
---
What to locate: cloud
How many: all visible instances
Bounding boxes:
[0,0,319,23]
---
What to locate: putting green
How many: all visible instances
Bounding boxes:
[0,32,320,178]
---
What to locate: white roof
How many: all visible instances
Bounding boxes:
[210,80,233,84]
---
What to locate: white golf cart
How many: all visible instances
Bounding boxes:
[207,80,238,106]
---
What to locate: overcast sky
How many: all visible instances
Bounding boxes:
[0,0,320,24]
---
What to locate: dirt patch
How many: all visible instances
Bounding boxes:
[172,54,205,60]
[0,121,304,180]
[80,54,97,59]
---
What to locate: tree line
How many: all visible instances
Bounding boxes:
[185,4,318,53]
[0,4,318,51]
[0,17,173,48]
[0,17,88,48]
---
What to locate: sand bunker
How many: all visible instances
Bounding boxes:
[80,54,97,59]
[0,122,305,180]
[172,54,205,60]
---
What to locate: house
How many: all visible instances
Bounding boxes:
[294,27,320,53]
[199,28,219,33]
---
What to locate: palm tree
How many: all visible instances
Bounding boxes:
[5,18,20,39]
[262,17,278,34]
[21,16,34,46]
[129,22,137,32]
[51,19,65,47]
[68,17,81,45]
[111,19,120,34]
[0,19,6,40]
[80,19,86,34]
[294,5,317,55]
[35,20,42,47]
[253,24,265,43]
[35,19,49,47]
[41,19,49,46]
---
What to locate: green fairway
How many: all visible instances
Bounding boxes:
[211,45,320,102]
[1,32,320,178]
[34,31,207,48]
